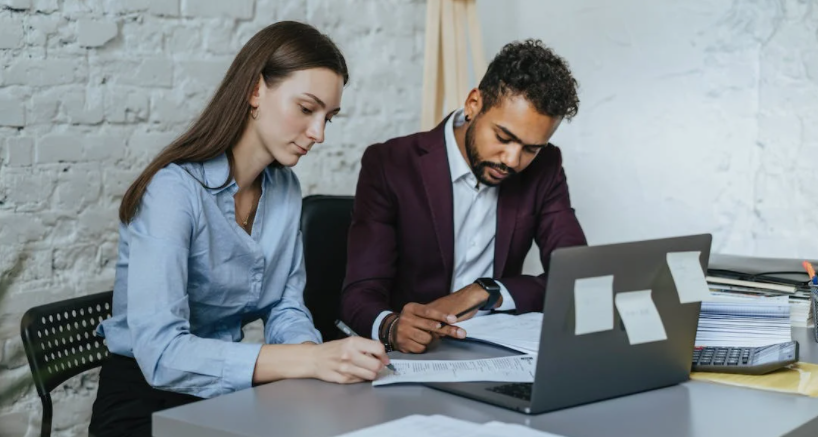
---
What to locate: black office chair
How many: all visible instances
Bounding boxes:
[301,195,354,342]
[20,291,113,437]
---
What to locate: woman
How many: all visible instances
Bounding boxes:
[89,21,389,437]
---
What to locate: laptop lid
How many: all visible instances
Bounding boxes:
[529,233,711,413]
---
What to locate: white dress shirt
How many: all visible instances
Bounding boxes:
[370,109,516,339]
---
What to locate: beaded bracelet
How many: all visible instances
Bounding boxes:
[386,315,400,352]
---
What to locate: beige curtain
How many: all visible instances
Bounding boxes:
[420,0,487,130]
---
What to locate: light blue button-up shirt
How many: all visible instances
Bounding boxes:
[98,153,322,399]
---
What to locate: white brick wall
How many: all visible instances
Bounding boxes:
[0,0,425,435]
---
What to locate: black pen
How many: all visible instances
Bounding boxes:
[334,319,396,371]
[439,299,487,328]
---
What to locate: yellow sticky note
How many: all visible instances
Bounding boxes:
[574,275,614,335]
[615,289,667,345]
[667,251,710,303]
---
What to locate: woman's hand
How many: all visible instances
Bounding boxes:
[309,337,390,383]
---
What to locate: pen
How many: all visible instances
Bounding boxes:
[437,299,487,329]
[802,261,817,285]
[334,319,396,371]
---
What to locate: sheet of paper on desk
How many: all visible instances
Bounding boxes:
[454,312,542,354]
[574,275,614,335]
[667,251,711,303]
[614,289,667,345]
[483,421,567,436]
[334,415,566,437]
[372,355,536,386]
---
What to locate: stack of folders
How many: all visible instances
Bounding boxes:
[335,414,564,437]
[694,294,792,347]
[706,274,814,328]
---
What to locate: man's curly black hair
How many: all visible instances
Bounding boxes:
[478,39,579,120]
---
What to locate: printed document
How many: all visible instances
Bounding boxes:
[372,355,536,386]
[455,312,542,354]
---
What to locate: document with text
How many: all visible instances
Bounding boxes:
[372,355,536,386]
[454,312,542,354]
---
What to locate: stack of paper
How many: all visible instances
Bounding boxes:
[705,256,816,328]
[694,294,792,347]
[454,312,542,354]
[790,298,812,328]
[334,414,566,437]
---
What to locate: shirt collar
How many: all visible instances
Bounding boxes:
[202,153,235,194]
[444,108,473,184]
[201,153,278,194]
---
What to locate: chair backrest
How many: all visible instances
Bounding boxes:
[301,195,354,342]
[20,291,114,436]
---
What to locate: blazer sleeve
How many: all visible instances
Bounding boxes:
[340,145,400,336]
[499,147,587,313]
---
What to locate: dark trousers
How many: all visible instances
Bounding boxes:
[89,354,201,437]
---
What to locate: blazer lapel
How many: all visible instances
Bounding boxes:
[419,116,454,283]
[494,175,521,277]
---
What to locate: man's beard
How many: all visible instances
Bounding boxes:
[465,120,516,187]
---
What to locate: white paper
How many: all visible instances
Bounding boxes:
[614,289,667,345]
[667,251,711,303]
[695,294,792,347]
[574,275,614,335]
[372,355,536,386]
[455,313,542,354]
[335,415,567,437]
[334,414,489,437]
[483,421,567,437]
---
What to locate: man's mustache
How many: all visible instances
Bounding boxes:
[479,161,516,175]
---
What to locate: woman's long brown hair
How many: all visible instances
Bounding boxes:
[119,21,349,223]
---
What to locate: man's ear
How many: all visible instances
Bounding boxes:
[464,88,483,120]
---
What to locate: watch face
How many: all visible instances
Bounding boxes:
[476,278,501,310]
[478,278,500,291]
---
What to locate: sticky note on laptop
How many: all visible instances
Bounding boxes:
[667,251,710,303]
[574,275,614,335]
[615,289,667,345]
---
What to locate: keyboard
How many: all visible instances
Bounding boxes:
[486,382,533,401]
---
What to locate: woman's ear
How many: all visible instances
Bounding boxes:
[249,75,264,108]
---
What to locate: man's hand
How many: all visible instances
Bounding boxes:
[392,303,464,353]
[427,283,503,323]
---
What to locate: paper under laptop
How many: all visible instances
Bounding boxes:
[372,355,535,386]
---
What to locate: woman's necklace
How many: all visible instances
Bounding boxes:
[238,181,261,232]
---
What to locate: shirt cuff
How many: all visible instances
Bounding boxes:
[371,311,393,340]
[494,281,517,311]
[222,342,263,394]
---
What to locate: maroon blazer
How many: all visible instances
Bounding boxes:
[340,116,587,336]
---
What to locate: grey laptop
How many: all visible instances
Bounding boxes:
[427,234,712,414]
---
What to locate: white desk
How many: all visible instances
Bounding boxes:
[153,328,818,437]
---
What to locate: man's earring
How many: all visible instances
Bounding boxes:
[250,106,259,120]
[464,114,471,122]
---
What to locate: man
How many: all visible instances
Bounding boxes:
[341,39,587,353]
